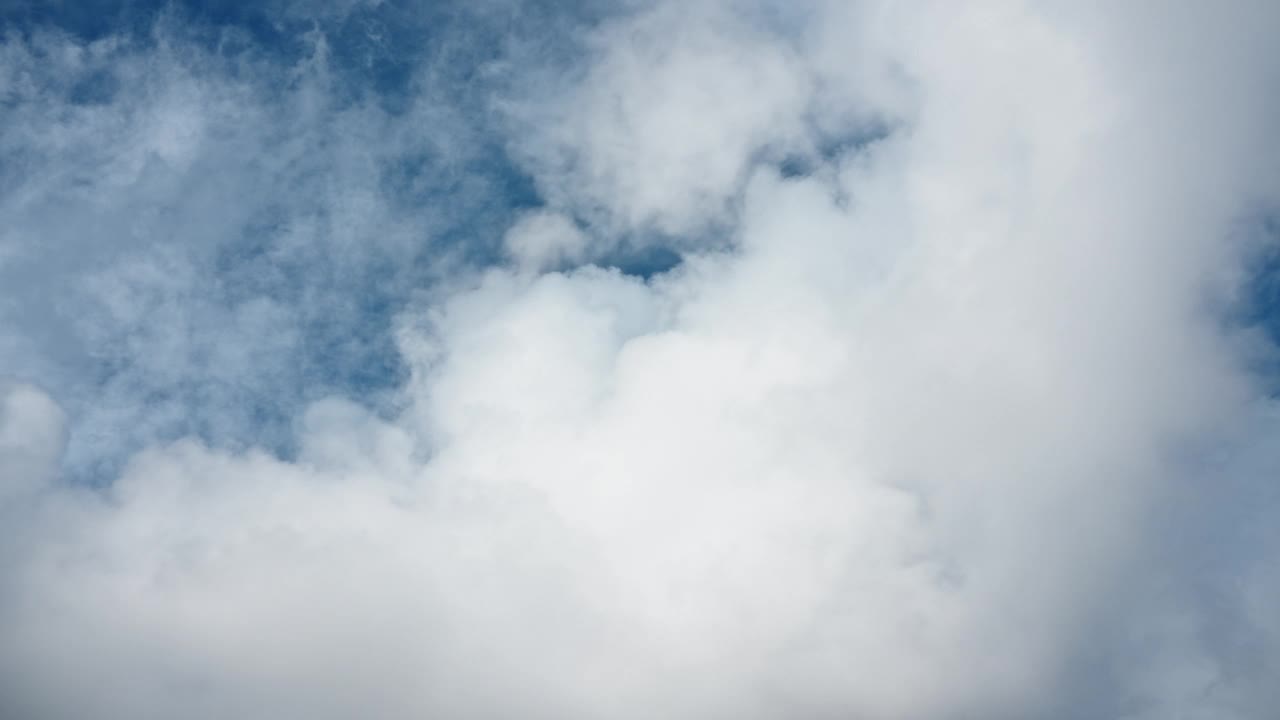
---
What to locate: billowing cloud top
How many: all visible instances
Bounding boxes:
[2,1,1280,719]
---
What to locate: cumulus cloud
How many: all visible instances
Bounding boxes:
[2,1,1280,719]
[502,0,817,237]
[503,209,592,272]
[0,383,66,499]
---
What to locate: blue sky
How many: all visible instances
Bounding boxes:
[2,0,560,476]
[2,2,1280,719]
[1,0,707,480]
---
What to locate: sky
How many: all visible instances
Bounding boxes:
[1,1,1279,718]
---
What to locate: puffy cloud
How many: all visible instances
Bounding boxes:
[502,0,818,236]
[2,1,1280,719]
[0,383,66,498]
[503,210,592,272]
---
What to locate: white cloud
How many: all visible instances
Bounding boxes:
[503,210,592,272]
[502,0,822,237]
[2,1,1280,719]
[0,383,66,498]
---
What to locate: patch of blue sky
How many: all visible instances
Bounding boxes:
[0,1,613,482]
[6,0,894,482]
[602,245,685,281]
[1244,215,1280,327]
[1238,213,1280,391]
[777,119,896,179]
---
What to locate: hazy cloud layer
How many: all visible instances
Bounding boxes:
[2,1,1279,719]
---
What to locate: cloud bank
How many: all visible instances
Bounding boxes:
[2,1,1280,718]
